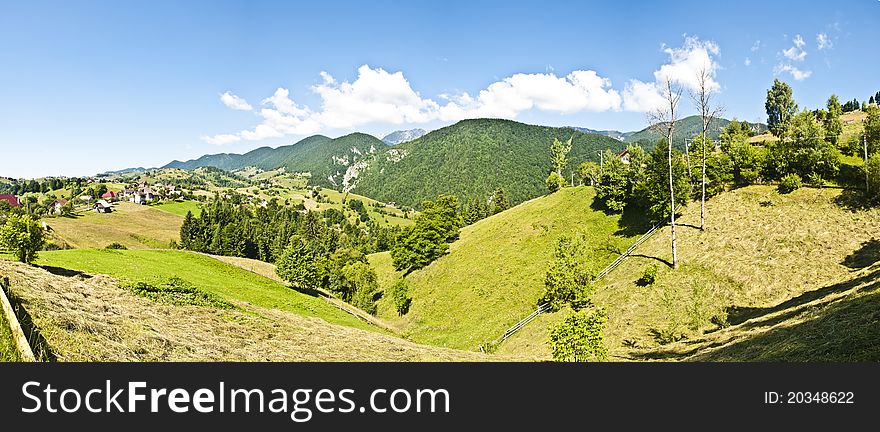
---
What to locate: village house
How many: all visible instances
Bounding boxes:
[94,199,113,213]
[617,149,631,165]
[53,199,68,214]
[101,190,117,200]
[130,187,157,204]
[0,194,21,208]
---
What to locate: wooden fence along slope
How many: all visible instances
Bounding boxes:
[489,223,661,350]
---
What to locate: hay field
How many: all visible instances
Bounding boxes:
[47,202,182,249]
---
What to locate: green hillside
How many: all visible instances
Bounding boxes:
[353,119,628,207]
[624,115,767,147]
[370,186,647,351]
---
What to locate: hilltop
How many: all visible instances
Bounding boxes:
[623,115,767,147]
[353,119,628,207]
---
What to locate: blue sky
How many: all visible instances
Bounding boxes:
[1,0,878,178]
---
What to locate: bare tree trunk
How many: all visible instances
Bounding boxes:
[691,66,721,232]
[701,132,706,230]
[668,126,678,269]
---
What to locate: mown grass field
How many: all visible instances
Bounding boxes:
[46,202,182,249]
[151,200,203,217]
[33,249,375,331]
[592,185,880,361]
[371,186,646,352]
[0,259,488,362]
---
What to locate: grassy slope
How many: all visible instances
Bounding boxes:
[594,185,880,361]
[47,202,182,249]
[152,200,203,217]
[33,249,374,331]
[372,186,645,352]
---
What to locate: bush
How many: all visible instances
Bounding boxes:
[539,234,596,311]
[128,277,232,308]
[545,172,567,193]
[637,264,658,286]
[0,214,45,263]
[388,278,412,316]
[105,242,128,250]
[778,173,802,194]
[549,307,608,362]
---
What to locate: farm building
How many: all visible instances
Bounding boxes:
[53,199,68,214]
[101,191,117,200]
[0,194,20,207]
[130,187,158,204]
[94,200,113,213]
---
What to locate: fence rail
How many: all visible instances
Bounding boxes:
[594,223,660,282]
[498,302,551,343]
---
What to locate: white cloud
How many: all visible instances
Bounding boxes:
[202,37,723,142]
[817,32,833,50]
[619,36,721,112]
[621,80,667,112]
[203,65,625,143]
[750,40,761,52]
[744,57,752,66]
[775,64,812,81]
[782,35,807,61]
[219,91,252,111]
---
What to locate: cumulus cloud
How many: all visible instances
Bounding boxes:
[782,35,807,61]
[620,36,721,112]
[817,33,833,50]
[219,91,252,111]
[744,57,752,66]
[775,64,812,81]
[202,65,624,144]
[750,40,761,52]
[201,37,723,143]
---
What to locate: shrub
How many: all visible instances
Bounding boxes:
[105,242,128,250]
[637,264,658,286]
[549,307,608,362]
[545,172,567,193]
[778,173,802,194]
[0,214,45,263]
[540,234,596,311]
[388,278,412,316]
[128,277,232,309]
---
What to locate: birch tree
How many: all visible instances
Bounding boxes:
[649,78,682,269]
[691,66,723,231]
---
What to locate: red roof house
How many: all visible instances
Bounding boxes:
[0,194,20,207]
[101,191,117,199]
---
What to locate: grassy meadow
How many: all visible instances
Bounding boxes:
[33,249,375,331]
[151,200,203,217]
[46,202,182,249]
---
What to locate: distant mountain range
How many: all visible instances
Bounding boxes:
[153,116,766,208]
[382,128,428,145]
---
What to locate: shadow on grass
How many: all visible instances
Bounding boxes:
[632,277,880,362]
[628,253,673,268]
[36,265,92,279]
[842,239,880,269]
[724,267,880,327]
[833,188,872,211]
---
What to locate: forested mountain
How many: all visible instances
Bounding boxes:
[623,115,767,147]
[164,133,385,188]
[352,119,628,207]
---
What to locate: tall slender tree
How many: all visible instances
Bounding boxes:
[765,79,798,138]
[691,66,723,231]
[650,77,683,269]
